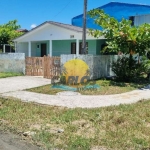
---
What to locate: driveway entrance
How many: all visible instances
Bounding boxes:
[0,76,51,94]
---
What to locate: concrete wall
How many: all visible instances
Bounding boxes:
[0,53,25,74]
[61,54,119,79]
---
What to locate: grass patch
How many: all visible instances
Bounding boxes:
[0,97,150,149]
[26,79,149,95]
[0,72,23,78]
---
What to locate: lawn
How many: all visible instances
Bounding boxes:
[0,97,150,150]
[0,72,23,78]
[26,79,149,95]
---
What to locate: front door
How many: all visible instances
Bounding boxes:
[41,43,47,57]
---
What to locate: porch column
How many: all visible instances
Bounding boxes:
[14,42,17,52]
[28,41,31,57]
[49,40,52,56]
[76,39,79,56]
[3,44,5,53]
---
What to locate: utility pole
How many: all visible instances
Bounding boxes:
[82,0,87,54]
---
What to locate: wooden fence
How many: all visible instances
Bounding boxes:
[44,56,61,79]
[25,56,60,79]
[25,57,44,76]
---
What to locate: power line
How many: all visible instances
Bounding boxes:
[52,0,73,19]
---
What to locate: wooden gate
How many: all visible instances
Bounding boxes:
[25,56,60,79]
[43,56,61,79]
[25,57,44,76]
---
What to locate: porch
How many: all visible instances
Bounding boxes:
[15,39,106,57]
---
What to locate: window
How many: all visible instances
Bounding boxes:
[79,42,88,54]
[71,42,88,54]
[129,16,135,26]
[71,42,76,54]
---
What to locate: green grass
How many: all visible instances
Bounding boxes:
[26,79,149,95]
[0,72,23,78]
[0,97,150,150]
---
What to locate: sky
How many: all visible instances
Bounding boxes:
[0,0,150,30]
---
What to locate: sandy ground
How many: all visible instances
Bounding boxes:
[0,76,51,94]
[2,89,150,108]
[1,76,150,108]
[0,131,41,150]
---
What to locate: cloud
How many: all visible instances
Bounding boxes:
[30,24,37,29]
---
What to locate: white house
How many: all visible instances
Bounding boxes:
[13,21,105,57]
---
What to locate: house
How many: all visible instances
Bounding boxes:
[13,21,105,57]
[0,44,15,53]
[16,29,28,33]
[14,2,150,57]
[72,2,150,29]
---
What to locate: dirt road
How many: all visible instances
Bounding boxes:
[0,131,41,150]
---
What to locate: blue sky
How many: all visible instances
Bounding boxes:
[0,0,150,30]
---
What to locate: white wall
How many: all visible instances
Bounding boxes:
[0,53,25,74]
[134,14,150,26]
[15,23,99,43]
[17,42,28,57]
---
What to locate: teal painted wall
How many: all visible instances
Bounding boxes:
[96,39,106,55]
[52,40,98,56]
[31,43,37,56]
[30,39,106,57]
[31,41,49,57]
[86,40,97,55]
[52,40,76,56]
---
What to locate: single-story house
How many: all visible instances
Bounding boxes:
[13,21,105,57]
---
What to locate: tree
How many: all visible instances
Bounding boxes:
[89,9,150,81]
[88,9,150,56]
[0,20,23,45]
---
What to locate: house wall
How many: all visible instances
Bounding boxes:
[17,42,28,57]
[17,41,50,57]
[31,43,37,56]
[0,53,25,74]
[86,40,97,55]
[17,39,105,57]
[32,41,49,57]
[52,40,99,56]
[15,23,98,43]
[134,14,150,26]
[72,2,150,29]
[52,40,76,56]
[96,39,106,55]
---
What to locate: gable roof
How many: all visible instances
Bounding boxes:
[13,21,85,41]
[47,21,84,32]
[72,2,150,29]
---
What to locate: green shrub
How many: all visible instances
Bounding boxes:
[112,55,150,82]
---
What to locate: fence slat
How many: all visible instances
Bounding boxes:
[25,56,61,79]
[25,57,44,76]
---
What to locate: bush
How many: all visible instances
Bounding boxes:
[112,55,150,82]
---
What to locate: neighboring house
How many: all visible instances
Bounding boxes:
[16,29,28,33]
[72,2,150,29]
[0,44,15,53]
[13,21,105,57]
